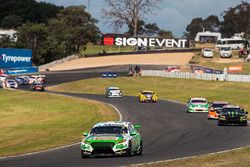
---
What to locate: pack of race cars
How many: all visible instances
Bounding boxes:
[187,97,248,126]
[0,74,46,91]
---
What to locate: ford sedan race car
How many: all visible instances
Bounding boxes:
[105,87,123,97]
[6,79,18,89]
[208,101,229,119]
[187,97,209,113]
[218,105,248,126]
[80,121,143,158]
[30,82,45,91]
[138,90,158,102]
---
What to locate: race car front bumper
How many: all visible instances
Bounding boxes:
[81,141,129,156]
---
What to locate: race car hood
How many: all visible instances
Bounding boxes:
[84,134,125,144]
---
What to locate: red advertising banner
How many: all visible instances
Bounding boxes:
[103,37,114,45]
[228,66,243,72]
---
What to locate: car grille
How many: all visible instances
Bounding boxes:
[91,142,115,154]
[226,116,240,122]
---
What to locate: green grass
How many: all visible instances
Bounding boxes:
[49,76,250,115]
[133,147,250,167]
[0,89,118,156]
[190,51,250,74]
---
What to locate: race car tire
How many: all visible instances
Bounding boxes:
[137,141,143,155]
[125,141,132,157]
[243,122,248,126]
[81,151,90,159]
[218,122,223,126]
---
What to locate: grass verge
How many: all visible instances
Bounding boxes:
[48,76,250,115]
[0,89,118,157]
[131,147,250,167]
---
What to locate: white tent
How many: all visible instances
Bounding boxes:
[195,31,221,42]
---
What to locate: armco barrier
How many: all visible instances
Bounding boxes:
[141,70,250,83]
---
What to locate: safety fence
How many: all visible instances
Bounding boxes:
[142,70,250,83]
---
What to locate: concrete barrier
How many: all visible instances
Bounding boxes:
[141,70,250,83]
[39,54,80,71]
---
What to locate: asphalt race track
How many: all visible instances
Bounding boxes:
[1,65,250,167]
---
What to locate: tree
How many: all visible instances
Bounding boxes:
[221,1,250,37]
[203,15,220,32]
[1,15,22,29]
[158,30,173,39]
[0,0,62,27]
[0,35,16,48]
[185,17,203,39]
[185,15,221,40]
[126,20,160,36]
[16,22,48,65]
[102,0,162,37]
[143,23,160,36]
[47,6,100,58]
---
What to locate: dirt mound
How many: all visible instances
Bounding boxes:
[45,52,194,71]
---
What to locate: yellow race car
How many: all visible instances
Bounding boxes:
[138,90,158,102]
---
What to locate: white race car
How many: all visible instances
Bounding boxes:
[6,79,18,89]
[28,75,46,84]
[105,87,123,98]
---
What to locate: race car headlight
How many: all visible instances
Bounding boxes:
[83,140,91,145]
[241,115,247,119]
[117,139,126,143]
[219,115,226,119]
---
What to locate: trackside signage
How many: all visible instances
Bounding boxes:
[103,37,188,48]
[0,48,32,68]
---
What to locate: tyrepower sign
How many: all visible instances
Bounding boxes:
[103,36,188,48]
[0,48,32,68]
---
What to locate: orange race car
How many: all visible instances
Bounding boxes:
[208,101,229,119]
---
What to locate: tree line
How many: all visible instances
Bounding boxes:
[0,0,249,65]
[0,0,99,65]
[185,1,250,39]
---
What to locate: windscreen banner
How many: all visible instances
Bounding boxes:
[0,48,32,68]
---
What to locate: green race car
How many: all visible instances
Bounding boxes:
[187,97,209,113]
[80,121,143,158]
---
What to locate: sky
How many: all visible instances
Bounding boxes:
[37,0,250,37]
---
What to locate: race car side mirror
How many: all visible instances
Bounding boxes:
[83,132,88,136]
[134,124,141,129]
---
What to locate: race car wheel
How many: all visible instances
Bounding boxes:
[137,141,143,155]
[125,141,132,157]
[81,151,90,159]
[218,122,223,126]
[243,122,248,126]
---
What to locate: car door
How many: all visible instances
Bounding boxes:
[128,124,140,152]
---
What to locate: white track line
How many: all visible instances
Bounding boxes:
[0,97,122,160]
[127,146,249,167]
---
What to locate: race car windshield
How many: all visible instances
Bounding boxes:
[191,100,206,103]
[142,92,153,95]
[212,103,228,108]
[90,126,128,134]
[109,88,119,91]
[221,108,243,114]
